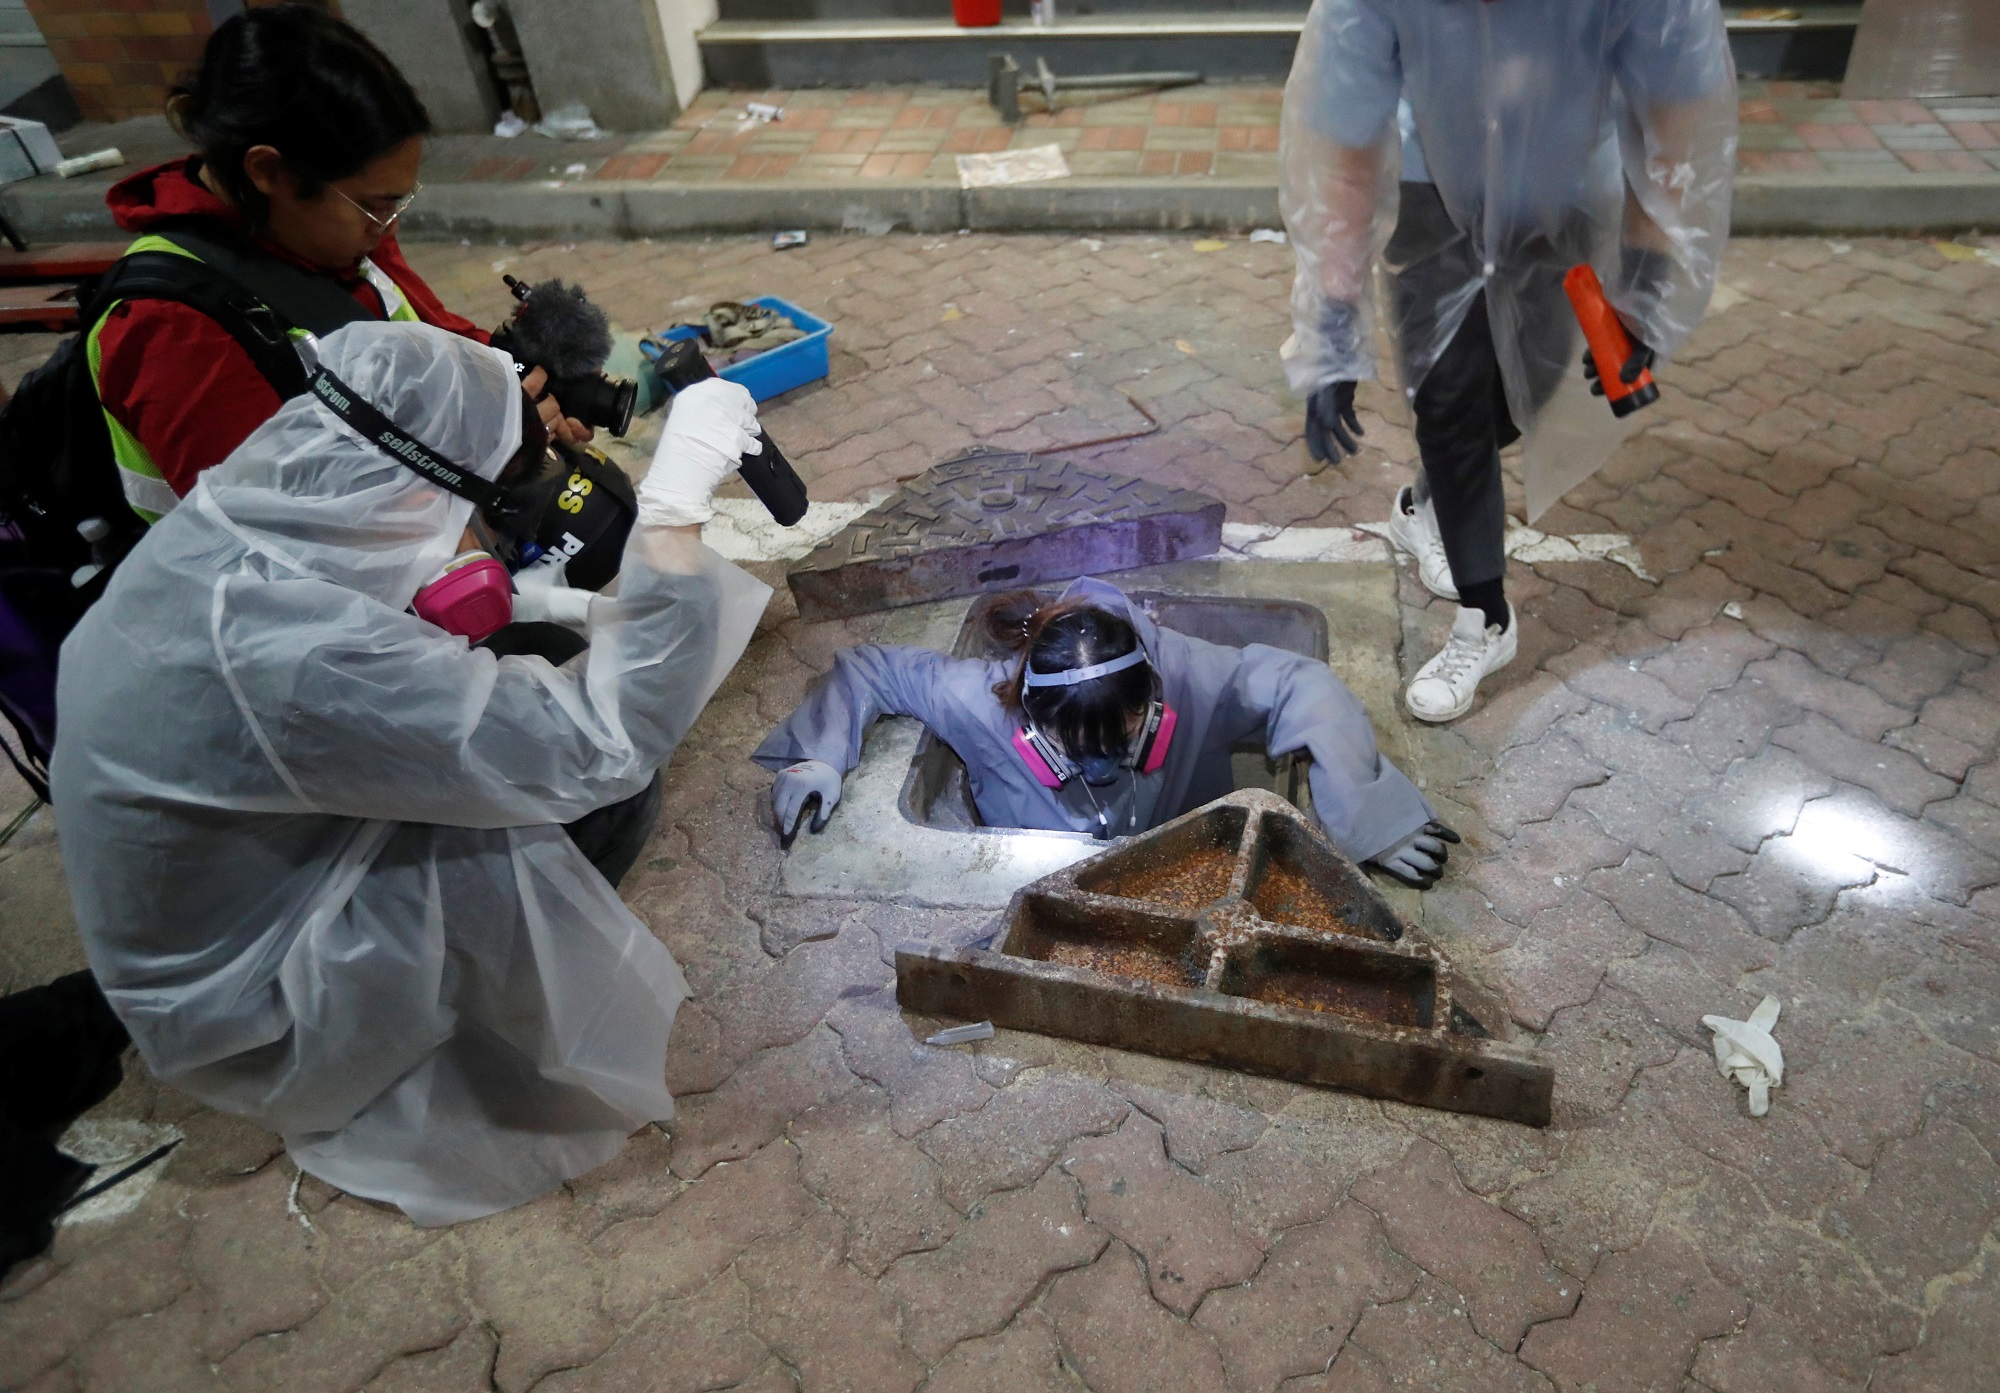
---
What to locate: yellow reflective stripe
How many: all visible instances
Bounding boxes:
[121,232,201,261]
[359,257,415,321]
[86,310,177,523]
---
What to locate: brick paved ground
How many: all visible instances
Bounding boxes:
[2,230,1998,1391]
[50,81,2000,194]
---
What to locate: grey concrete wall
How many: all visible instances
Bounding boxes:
[343,0,500,134]
[509,0,680,131]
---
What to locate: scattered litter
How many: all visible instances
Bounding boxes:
[772,229,809,250]
[1192,238,1228,252]
[841,205,897,236]
[1174,339,1196,354]
[55,148,123,179]
[494,112,528,139]
[1249,228,1287,245]
[534,102,604,141]
[1707,281,1746,314]
[563,162,587,175]
[956,144,1069,189]
[1079,237,1104,251]
[55,1119,182,1225]
[1826,241,1851,255]
[1934,241,1984,262]
[1702,995,1784,1116]
[941,304,963,321]
[490,259,511,273]
[926,1021,995,1046]
[1723,599,1745,619]
[745,101,784,123]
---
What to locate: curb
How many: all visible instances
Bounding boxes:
[5,172,1997,242]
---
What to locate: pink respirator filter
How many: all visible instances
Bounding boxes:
[413,551,513,642]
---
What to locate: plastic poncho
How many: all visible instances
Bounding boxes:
[1279,0,1738,519]
[50,321,770,1226]
[753,577,1432,864]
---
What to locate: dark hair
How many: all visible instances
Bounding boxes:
[167,5,431,231]
[989,594,1154,762]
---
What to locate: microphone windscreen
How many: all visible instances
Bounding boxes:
[505,278,613,377]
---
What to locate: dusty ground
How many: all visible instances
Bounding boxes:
[1,230,1998,1392]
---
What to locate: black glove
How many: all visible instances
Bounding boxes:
[1369,820,1461,890]
[1583,333,1654,398]
[1305,381,1364,465]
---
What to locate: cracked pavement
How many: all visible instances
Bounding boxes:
[2,230,1998,1391]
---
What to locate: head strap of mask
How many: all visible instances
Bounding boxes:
[1022,646,1148,688]
[308,365,527,530]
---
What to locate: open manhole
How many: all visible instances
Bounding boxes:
[897,787,1551,1126]
[899,590,1328,833]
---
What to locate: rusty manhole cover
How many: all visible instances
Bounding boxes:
[896,788,1552,1125]
[786,452,1225,621]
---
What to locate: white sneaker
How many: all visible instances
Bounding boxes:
[1406,604,1517,723]
[1386,486,1459,601]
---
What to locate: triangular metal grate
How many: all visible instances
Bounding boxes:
[896,788,1553,1125]
[786,451,1224,621]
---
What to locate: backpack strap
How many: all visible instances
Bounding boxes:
[84,252,313,401]
[141,221,377,339]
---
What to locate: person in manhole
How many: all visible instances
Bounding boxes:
[1278,0,1737,722]
[755,578,1458,888]
[49,322,770,1226]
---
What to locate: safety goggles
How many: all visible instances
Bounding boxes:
[335,181,423,231]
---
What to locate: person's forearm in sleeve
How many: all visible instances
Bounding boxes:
[751,645,960,775]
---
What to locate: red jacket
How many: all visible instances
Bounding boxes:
[95,158,490,499]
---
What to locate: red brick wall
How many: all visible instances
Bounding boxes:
[22,1,340,126]
[22,0,213,124]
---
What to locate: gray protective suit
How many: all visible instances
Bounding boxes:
[51,322,768,1226]
[753,578,1431,863]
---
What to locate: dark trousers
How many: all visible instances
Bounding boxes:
[1408,294,1516,593]
[478,620,662,889]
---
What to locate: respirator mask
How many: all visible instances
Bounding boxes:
[308,365,636,642]
[1011,647,1177,790]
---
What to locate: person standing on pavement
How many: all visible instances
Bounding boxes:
[1280,0,1738,722]
[92,4,592,525]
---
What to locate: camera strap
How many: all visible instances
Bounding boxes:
[306,366,522,522]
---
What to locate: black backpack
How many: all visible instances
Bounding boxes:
[0,225,375,797]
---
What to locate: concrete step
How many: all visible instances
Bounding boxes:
[701,6,1861,88]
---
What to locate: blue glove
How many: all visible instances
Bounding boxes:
[1369,820,1460,890]
[774,759,842,846]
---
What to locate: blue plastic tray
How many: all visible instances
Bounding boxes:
[659,295,831,402]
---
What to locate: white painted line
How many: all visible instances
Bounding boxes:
[702,502,1649,582]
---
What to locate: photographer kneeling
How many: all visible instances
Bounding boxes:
[50,322,768,1225]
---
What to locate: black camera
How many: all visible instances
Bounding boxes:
[491,275,637,437]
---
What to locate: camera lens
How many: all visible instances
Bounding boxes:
[548,372,636,437]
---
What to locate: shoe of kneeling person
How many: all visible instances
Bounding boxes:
[1385,486,1459,601]
[1406,603,1517,723]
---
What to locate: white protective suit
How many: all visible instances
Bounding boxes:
[51,322,768,1225]
[1279,0,1738,518]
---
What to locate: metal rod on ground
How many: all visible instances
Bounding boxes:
[988,53,1203,123]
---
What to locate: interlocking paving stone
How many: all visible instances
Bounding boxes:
[2,227,1998,1390]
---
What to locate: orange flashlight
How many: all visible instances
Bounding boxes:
[1565,264,1659,418]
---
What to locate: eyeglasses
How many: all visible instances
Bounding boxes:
[335,182,423,230]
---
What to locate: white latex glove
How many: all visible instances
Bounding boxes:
[511,556,594,630]
[1702,996,1784,1116]
[639,378,762,527]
